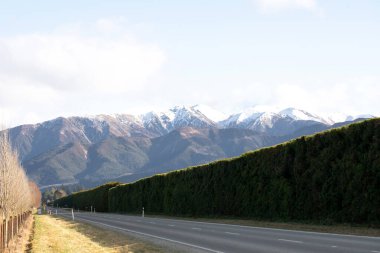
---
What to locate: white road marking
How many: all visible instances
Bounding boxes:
[225,232,240,236]
[69,216,224,253]
[278,239,303,244]
[331,246,337,248]
[149,222,156,224]
[192,227,202,230]
[139,216,380,239]
[371,251,380,253]
[168,224,175,227]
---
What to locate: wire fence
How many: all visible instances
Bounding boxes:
[0,211,31,252]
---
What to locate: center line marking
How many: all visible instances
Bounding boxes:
[278,239,303,244]
[331,246,337,248]
[168,224,175,227]
[371,251,380,253]
[225,232,240,236]
[149,222,156,224]
[192,227,202,230]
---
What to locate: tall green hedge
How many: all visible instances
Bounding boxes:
[108,119,380,226]
[54,182,119,212]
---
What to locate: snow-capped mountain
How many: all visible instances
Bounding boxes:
[139,105,217,136]
[166,105,216,129]
[191,104,228,122]
[279,108,332,125]
[40,105,374,141]
[85,105,374,137]
[5,104,376,187]
[219,107,339,135]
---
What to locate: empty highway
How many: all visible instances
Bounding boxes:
[49,208,380,253]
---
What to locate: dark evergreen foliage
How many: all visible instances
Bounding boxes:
[108,119,380,226]
[54,182,119,212]
[56,119,380,225]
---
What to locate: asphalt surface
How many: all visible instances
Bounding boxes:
[48,208,380,253]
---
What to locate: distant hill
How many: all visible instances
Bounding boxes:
[5,105,375,187]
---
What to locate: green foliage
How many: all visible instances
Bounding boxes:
[56,119,380,225]
[108,119,380,226]
[54,182,119,212]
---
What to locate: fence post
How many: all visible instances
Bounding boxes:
[1,221,3,251]
[11,217,13,242]
[5,219,8,248]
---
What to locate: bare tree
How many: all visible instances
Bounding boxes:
[0,130,32,246]
[29,180,41,208]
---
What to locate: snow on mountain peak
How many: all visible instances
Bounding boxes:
[237,109,263,123]
[253,111,279,128]
[191,104,227,122]
[279,107,330,124]
[81,105,375,135]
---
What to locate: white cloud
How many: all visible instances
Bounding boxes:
[0,18,167,126]
[0,18,166,94]
[255,0,318,13]
[0,18,378,127]
[269,77,380,117]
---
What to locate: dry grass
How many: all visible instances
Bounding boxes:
[3,215,34,253]
[31,215,170,253]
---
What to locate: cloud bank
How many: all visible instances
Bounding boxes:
[0,18,166,125]
[0,20,165,94]
[0,16,378,127]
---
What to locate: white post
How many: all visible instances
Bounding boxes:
[142,207,144,218]
[94,208,96,213]
[71,208,75,221]
[56,209,57,215]
[91,206,93,213]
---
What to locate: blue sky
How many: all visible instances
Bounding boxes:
[0,0,379,126]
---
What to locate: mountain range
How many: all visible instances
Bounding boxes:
[5,105,375,187]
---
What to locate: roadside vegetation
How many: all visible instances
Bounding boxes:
[0,130,41,251]
[31,214,172,253]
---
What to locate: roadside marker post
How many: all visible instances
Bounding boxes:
[142,207,144,218]
[55,209,57,215]
[72,208,75,221]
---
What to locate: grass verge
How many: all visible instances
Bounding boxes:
[31,214,173,253]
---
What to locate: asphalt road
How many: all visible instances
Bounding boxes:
[49,208,380,253]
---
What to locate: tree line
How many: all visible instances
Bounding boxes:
[0,130,41,248]
[54,182,119,212]
[55,119,380,226]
